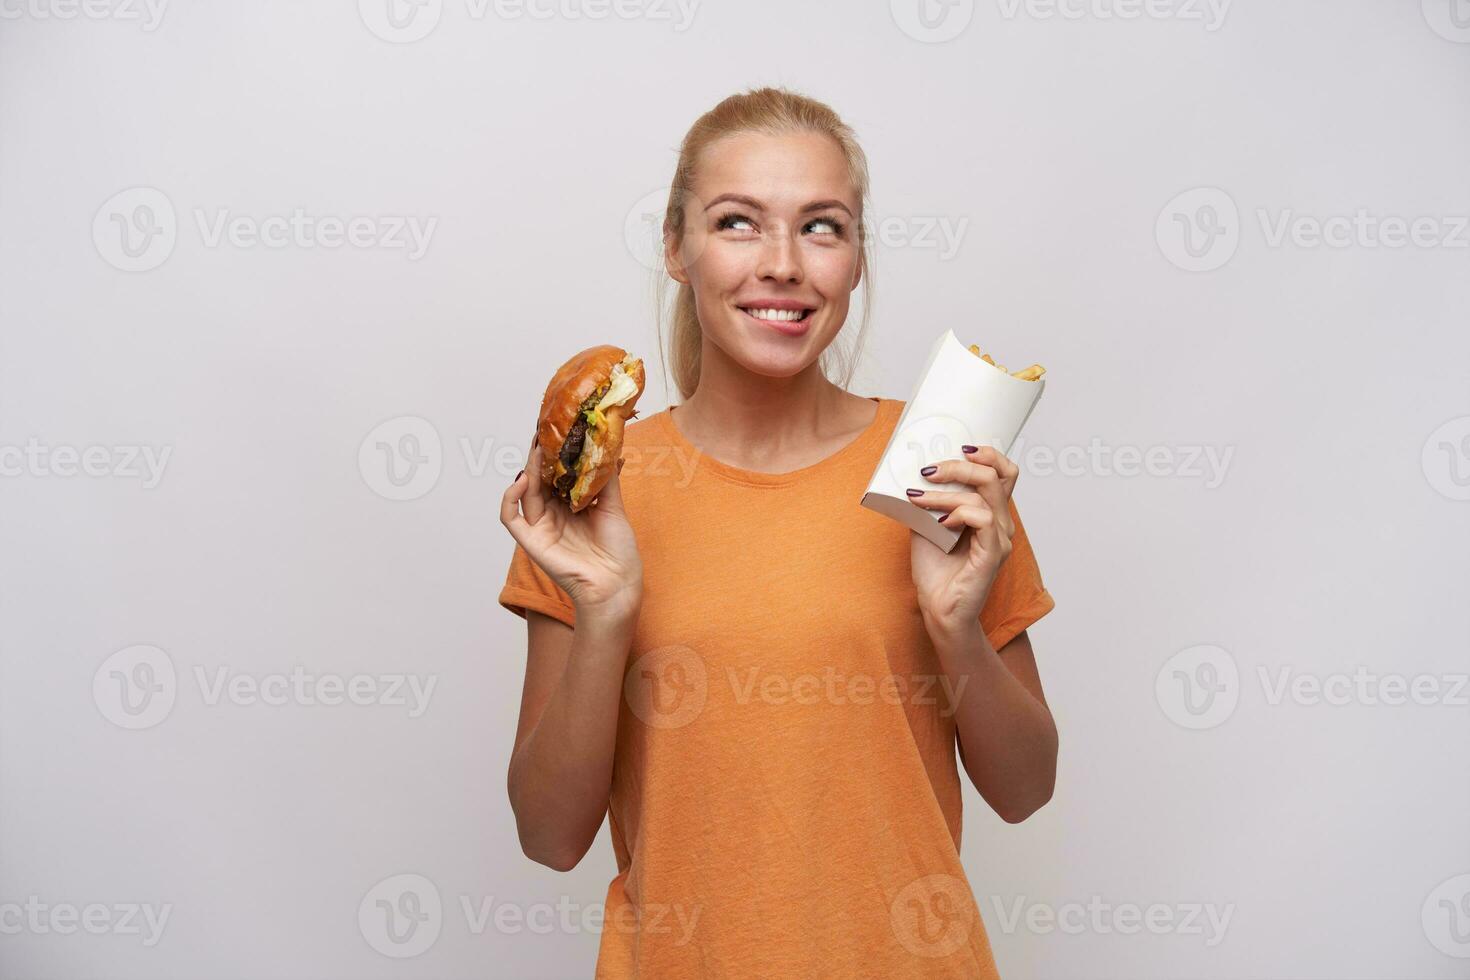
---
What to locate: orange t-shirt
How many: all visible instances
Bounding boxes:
[499,395,1055,979]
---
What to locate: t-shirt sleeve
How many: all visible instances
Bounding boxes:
[498,542,577,630]
[979,496,1055,652]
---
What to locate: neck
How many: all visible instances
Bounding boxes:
[675,339,854,458]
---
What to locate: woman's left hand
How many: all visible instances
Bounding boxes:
[908,444,1020,639]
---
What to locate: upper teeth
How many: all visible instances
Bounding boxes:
[745,307,805,321]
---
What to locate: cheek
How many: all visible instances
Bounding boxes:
[808,249,859,300]
[685,238,748,295]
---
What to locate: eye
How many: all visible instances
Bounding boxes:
[805,216,845,236]
[715,212,755,232]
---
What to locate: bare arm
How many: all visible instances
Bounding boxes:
[499,444,643,871]
[506,606,637,871]
[934,627,1057,823]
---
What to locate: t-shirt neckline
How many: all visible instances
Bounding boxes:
[655,396,894,489]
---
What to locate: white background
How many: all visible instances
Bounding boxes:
[2,0,1468,976]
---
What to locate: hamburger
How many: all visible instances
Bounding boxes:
[537,345,646,512]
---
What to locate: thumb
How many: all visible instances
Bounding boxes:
[592,457,628,512]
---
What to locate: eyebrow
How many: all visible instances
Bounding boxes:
[704,193,854,218]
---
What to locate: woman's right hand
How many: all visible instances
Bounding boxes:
[500,440,644,623]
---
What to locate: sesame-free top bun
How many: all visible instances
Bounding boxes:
[536,345,645,512]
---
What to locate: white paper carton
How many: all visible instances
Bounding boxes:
[861,328,1046,552]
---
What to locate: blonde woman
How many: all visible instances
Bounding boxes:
[499,86,1057,979]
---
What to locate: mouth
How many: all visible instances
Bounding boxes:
[737,305,816,334]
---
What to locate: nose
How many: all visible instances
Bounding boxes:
[755,226,803,284]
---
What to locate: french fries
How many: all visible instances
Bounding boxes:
[967,343,1045,381]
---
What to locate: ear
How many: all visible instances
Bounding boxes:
[664,223,690,285]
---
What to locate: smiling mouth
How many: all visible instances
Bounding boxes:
[737,306,815,323]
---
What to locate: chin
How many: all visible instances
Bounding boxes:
[724,341,819,379]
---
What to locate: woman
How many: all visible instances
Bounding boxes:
[498,86,1057,979]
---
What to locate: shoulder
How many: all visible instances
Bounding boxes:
[622,408,663,447]
[873,395,905,425]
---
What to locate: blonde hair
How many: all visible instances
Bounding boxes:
[653,86,876,402]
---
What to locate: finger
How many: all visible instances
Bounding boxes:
[591,456,628,513]
[964,445,1019,487]
[500,464,532,543]
[935,502,994,535]
[924,455,1007,516]
[522,444,548,525]
[905,488,985,512]
[938,504,1009,558]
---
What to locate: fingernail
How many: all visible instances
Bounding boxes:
[962,445,978,454]
[919,465,937,477]
[906,488,924,497]
[514,470,524,481]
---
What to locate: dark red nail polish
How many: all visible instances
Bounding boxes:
[920,465,937,477]
[514,470,524,481]
[906,488,924,497]
[962,445,978,453]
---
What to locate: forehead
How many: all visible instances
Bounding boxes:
[692,130,856,210]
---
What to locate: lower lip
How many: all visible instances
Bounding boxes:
[740,308,813,336]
